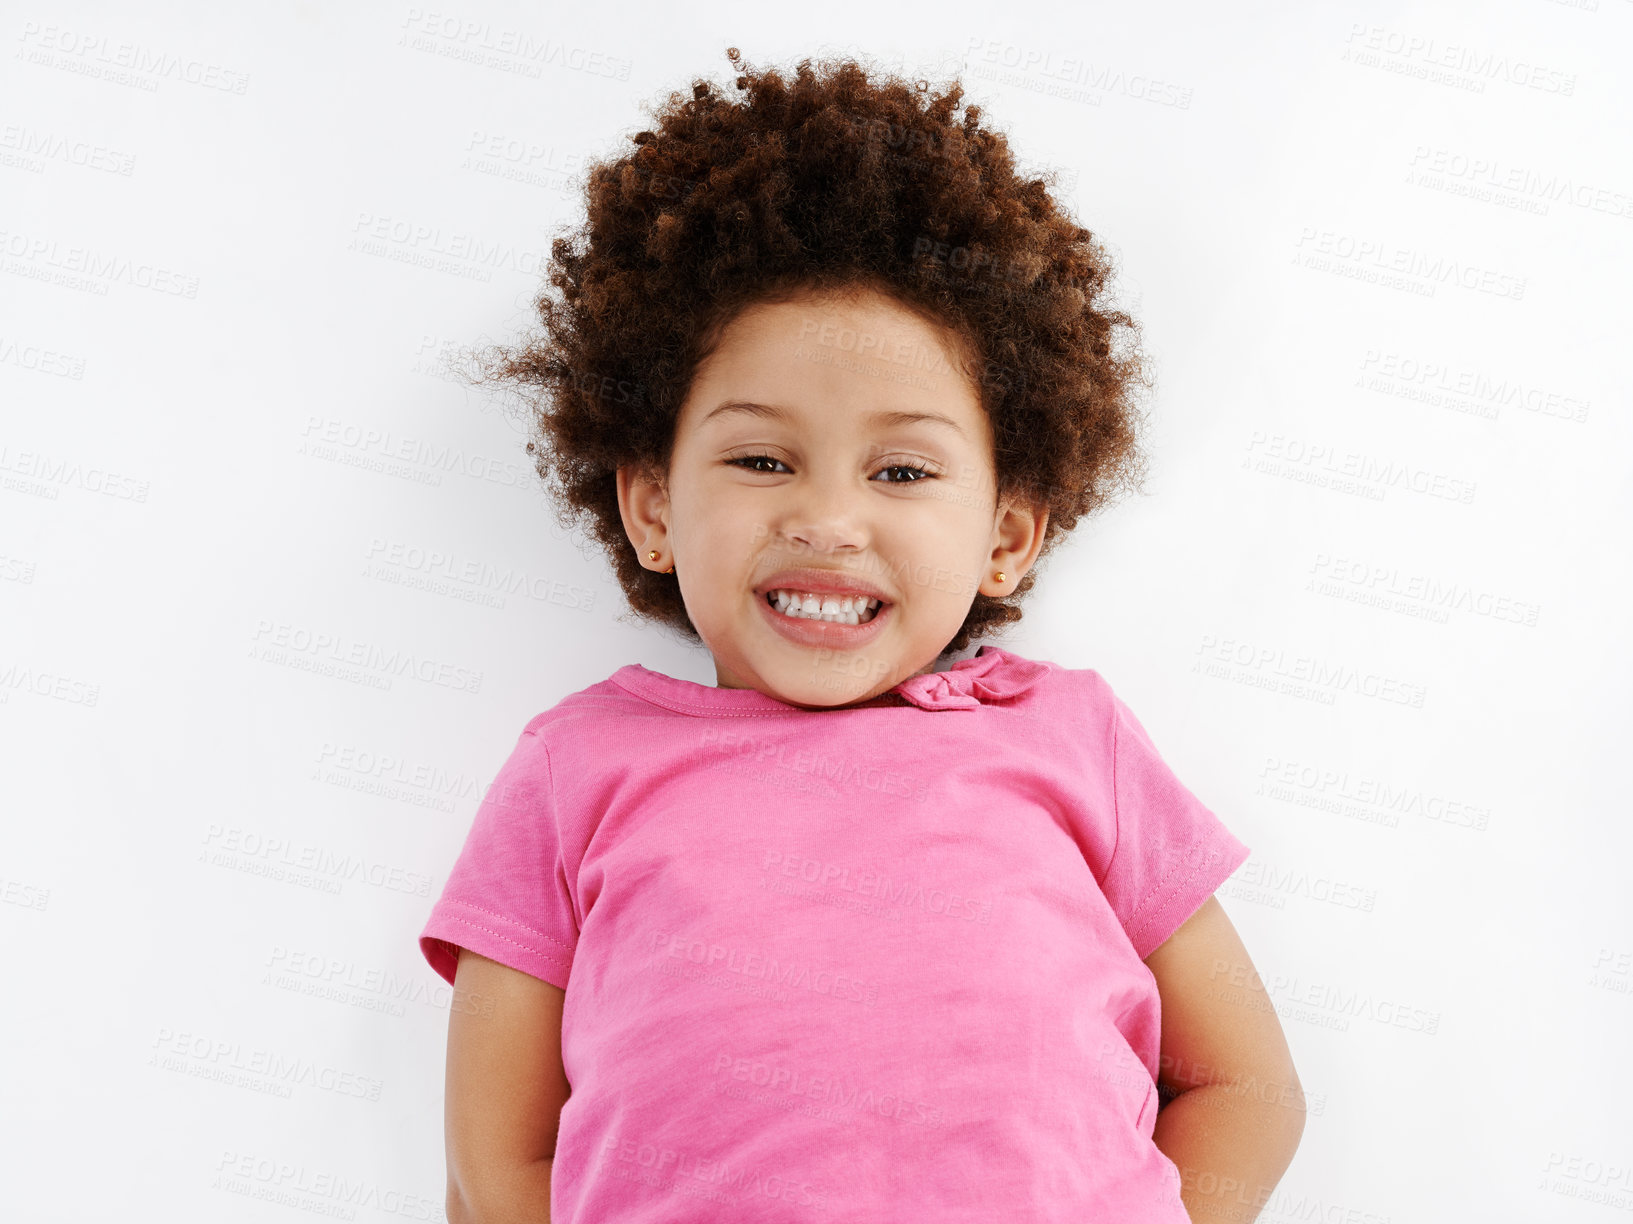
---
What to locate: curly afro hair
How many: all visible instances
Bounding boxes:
[465,46,1152,658]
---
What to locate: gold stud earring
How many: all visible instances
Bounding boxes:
[647,548,673,574]
[994,571,1006,584]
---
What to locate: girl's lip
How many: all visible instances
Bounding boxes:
[756,589,892,649]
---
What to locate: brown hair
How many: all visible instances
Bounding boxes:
[463,47,1152,657]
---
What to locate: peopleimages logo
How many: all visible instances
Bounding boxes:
[0,227,200,297]
[1341,24,1577,95]
[1293,227,1526,301]
[711,1049,946,1129]
[650,929,880,1008]
[0,443,150,500]
[759,849,993,924]
[201,823,434,897]
[1406,147,1632,220]
[698,727,931,803]
[598,1131,828,1210]
[248,618,484,693]
[963,37,1195,108]
[211,1150,442,1218]
[1357,349,1590,425]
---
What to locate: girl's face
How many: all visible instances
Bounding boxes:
[617,287,1048,710]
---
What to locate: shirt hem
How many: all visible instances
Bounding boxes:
[1125,831,1252,960]
[420,908,575,991]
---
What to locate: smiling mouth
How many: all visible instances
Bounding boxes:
[763,590,885,625]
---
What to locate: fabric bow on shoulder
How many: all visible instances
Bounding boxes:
[888,645,1052,711]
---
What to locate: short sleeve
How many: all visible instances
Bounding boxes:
[418,725,579,990]
[1102,690,1250,960]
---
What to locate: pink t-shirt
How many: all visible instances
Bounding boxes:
[419,644,1250,1221]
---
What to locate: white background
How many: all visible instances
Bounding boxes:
[3,1,1630,1220]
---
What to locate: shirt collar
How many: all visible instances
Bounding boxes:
[887,645,1052,711]
[609,644,1050,715]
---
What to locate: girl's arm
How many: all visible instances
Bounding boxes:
[1143,896,1306,1224]
[444,948,571,1224]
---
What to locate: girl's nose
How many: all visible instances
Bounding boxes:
[772,474,870,555]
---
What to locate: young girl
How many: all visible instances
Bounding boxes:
[420,48,1304,1223]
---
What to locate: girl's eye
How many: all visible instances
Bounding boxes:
[726,454,790,475]
[876,464,936,484]
[725,455,938,483]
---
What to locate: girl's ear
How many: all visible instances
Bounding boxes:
[616,462,671,556]
[988,497,1049,591]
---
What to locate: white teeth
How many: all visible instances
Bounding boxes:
[765,589,882,624]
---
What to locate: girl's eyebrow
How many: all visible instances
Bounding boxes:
[701,399,968,440]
